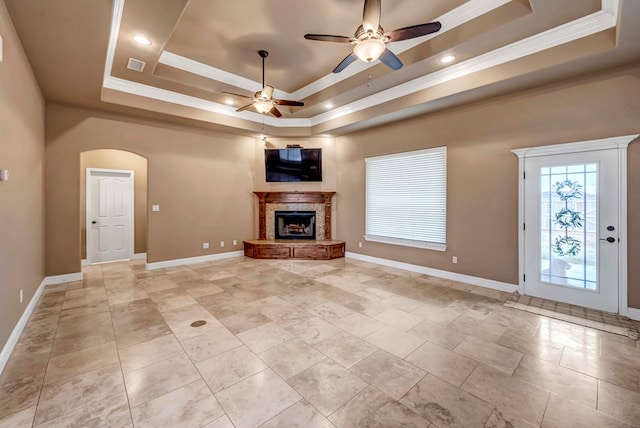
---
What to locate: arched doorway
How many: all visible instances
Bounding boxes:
[80,149,148,264]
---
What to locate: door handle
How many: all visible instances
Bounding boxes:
[91,220,98,224]
[599,237,616,243]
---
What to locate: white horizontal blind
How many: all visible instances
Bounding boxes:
[365,147,446,249]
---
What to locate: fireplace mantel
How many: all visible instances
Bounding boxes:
[254,191,335,240]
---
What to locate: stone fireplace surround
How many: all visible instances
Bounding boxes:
[244,191,345,260]
[254,191,334,240]
[267,204,323,240]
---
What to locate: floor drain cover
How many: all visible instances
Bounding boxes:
[190,320,207,328]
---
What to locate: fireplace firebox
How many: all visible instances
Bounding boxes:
[275,211,316,240]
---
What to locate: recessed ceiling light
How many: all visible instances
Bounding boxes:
[224,99,235,106]
[324,103,334,109]
[132,35,152,46]
[440,55,456,64]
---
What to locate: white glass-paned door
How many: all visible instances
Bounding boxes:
[539,164,597,290]
[523,149,619,313]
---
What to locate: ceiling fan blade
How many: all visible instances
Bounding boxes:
[333,52,358,73]
[385,22,442,42]
[261,85,274,99]
[274,100,304,107]
[362,0,381,33]
[269,106,283,118]
[304,34,355,43]
[379,48,403,70]
[222,91,253,99]
[236,104,254,112]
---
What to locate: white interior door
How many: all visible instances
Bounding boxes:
[88,169,133,263]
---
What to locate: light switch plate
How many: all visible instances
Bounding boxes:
[151,205,160,212]
[0,169,9,181]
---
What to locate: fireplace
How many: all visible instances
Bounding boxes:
[253,191,335,240]
[245,192,345,260]
[275,211,316,240]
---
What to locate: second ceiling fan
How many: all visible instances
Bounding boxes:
[305,0,442,73]
[223,50,304,117]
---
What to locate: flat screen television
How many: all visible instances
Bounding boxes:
[265,148,322,182]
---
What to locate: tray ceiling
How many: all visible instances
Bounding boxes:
[6,0,640,137]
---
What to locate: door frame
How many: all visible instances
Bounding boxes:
[512,134,638,316]
[86,167,135,264]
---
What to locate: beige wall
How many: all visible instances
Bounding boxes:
[40,64,640,309]
[80,150,148,259]
[336,62,640,309]
[253,137,337,192]
[0,0,45,350]
[46,104,255,274]
[252,136,338,238]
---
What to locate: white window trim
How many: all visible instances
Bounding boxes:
[364,234,447,251]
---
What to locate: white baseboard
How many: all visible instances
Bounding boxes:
[83,253,146,266]
[1,271,85,375]
[345,252,517,293]
[0,278,47,375]
[146,251,244,270]
[626,307,640,321]
[132,252,147,260]
[44,272,83,285]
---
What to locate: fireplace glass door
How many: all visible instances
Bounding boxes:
[275,211,316,240]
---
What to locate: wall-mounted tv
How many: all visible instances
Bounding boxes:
[265,148,322,182]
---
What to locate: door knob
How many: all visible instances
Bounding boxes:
[91,221,97,224]
[607,225,615,231]
[599,237,616,243]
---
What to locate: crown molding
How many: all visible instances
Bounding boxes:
[103,76,312,128]
[102,1,619,131]
[158,51,289,100]
[155,0,512,100]
[310,7,617,126]
[104,0,124,79]
[511,134,639,158]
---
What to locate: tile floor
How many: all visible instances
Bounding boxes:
[1,257,639,427]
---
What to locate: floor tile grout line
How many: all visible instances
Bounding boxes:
[106,270,137,427]
[114,261,226,426]
[7,257,640,427]
[30,281,71,428]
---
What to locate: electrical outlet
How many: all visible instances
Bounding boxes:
[452,256,458,264]
[233,240,237,246]
[202,242,209,249]
[220,241,225,247]
[358,242,362,248]
[20,289,23,303]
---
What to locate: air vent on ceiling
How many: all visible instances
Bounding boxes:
[127,58,146,72]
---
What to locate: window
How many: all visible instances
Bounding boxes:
[365,146,447,251]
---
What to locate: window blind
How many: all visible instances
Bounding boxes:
[365,146,447,250]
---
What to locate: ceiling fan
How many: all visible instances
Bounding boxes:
[304,0,442,73]
[222,50,304,117]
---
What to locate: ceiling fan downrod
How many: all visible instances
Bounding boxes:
[259,50,268,89]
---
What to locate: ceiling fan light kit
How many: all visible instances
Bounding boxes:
[220,50,304,117]
[254,100,273,114]
[304,0,442,73]
[354,38,386,62]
